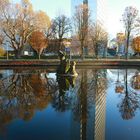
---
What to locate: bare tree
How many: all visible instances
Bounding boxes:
[122,6,140,59]
[89,21,108,58]
[118,69,140,120]
[45,21,57,39]
[52,15,71,51]
[73,4,90,59]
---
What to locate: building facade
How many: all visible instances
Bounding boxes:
[70,70,107,140]
[71,0,108,29]
[116,32,125,56]
[71,0,108,56]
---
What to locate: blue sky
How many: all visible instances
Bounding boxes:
[107,0,140,37]
[13,0,71,17]
[31,0,71,17]
[13,0,140,38]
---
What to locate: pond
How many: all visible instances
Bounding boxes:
[0,68,140,140]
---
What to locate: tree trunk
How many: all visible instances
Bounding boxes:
[126,31,130,60]
[95,43,98,59]
[81,41,84,59]
[33,49,38,58]
[15,49,21,59]
[58,39,62,51]
[103,42,107,58]
[125,69,128,96]
[38,53,40,60]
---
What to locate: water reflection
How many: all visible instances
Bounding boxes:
[72,69,107,140]
[0,68,140,140]
[115,69,124,93]
[0,70,56,124]
[131,71,140,90]
[116,69,140,120]
[51,75,76,112]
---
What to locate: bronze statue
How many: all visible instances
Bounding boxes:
[57,51,78,76]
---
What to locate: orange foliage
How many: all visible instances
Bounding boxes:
[115,86,124,93]
[131,74,140,89]
[29,31,48,59]
[132,36,140,52]
[30,74,47,96]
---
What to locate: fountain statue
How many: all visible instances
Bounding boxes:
[57,51,78,77]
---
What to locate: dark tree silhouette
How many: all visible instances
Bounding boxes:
[118,69,140,120]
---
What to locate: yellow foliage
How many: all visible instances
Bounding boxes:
[117,33,125,43]
[0,47,6,56]
[34,10,50,30]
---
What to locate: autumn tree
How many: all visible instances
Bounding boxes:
[0,34,4,46]
[132,36,140,56]
[34,10,50,32]
[122,6,140,59]
[131,71,140,89]
[29,31,47,59]
[52,14,71,51]
[0,0,33,58]
[0,35,6,56]
[0,0,50,58]
[73,4,90,59]
[0,48,6,56]
[89,22,108,58]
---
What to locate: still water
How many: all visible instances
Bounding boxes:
[0,68,140,140]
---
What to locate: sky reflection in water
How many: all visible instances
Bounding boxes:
[0,68,140,140]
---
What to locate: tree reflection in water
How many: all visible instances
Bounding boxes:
[0,68,78,129]
[0,69,58,127]
[0,68,108,139]
[0,68,110,140]
[131,71,140,90]
[117,69,140,120]
[115,69,124,94]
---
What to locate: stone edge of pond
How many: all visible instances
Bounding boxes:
[0,59,140,67]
